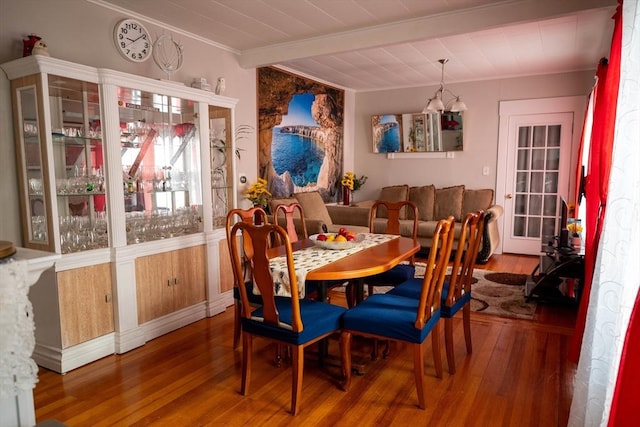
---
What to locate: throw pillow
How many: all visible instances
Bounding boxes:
[435,185,465,221]
[408,185,436,221]
[294,191,333,226]
[462,189,494,215]
[378,184,410,218]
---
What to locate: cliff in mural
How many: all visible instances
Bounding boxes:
[258,67,344,201]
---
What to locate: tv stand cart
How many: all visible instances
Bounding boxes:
[525,240,584,304]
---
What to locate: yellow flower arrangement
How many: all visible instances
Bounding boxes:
[243,177,271,208]
[341,171,368,191]
[567,221,583,236]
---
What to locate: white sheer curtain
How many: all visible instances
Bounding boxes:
[569,0,640,425]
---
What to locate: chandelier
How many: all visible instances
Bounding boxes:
[422,59,468,113]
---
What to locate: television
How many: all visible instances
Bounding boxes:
[558,197,570,249]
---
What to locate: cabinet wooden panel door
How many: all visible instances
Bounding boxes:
[58,263,114,348]
[135,246,206,324]
[219,239,234,293]
[172,245,206,311]
[135,251,174,324]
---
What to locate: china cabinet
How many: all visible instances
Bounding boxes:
[3,55,238,373]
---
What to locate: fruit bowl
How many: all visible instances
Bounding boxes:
[309,233,364,250]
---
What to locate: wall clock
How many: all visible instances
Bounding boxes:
[113,19,152,62]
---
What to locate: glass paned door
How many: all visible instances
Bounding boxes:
[499,109,574,255]
[513,124,561,241]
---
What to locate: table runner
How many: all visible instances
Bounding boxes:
[265,233,399,298]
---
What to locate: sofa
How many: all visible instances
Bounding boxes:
[269,184,503,264]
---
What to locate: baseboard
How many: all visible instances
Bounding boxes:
[33,333,116,374]
[140,303,207,342]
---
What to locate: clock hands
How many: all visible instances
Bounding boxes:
[125,34,146,48]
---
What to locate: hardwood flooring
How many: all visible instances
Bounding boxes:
[34,254,577,426]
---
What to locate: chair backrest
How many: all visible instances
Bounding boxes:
[225,207,269,287]
[273,202,308,243]
[414,216,455,329]
[445,211,486,306]
[369,200,419,239]
[229,222,304,332]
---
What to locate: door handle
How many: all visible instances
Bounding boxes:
[505,194,513,199]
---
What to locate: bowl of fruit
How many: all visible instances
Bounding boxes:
[309,228,364,250]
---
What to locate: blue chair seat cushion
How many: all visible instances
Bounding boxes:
[243,298,347,345]
[386,278,471,318]
[342,293,440,344]
[365,264,415,286]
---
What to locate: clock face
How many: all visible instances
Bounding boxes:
[113,19,152,62]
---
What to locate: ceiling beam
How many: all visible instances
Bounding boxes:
[238,0,615,68]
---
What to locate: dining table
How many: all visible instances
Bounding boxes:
[267,233,420,303]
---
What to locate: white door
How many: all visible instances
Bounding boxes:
[497,97,585,255]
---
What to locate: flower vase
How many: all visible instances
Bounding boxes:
[572,235,582,251]
[342,187,351,206]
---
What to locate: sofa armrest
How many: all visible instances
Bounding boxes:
[326,205,371,228]
[477,204,504,264]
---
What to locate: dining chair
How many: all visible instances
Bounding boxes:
[273,202,308,243]
[341,216,455,409]
[225,207,269,350]
[388,211,485,374]
[229,221,348,415]
[345,200,419,307]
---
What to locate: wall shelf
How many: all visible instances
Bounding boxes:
[386,151,454,159]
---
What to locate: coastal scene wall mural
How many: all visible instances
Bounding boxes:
[257,67,344,202]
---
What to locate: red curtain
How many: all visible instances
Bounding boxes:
[608,288,640,426]
[568,2,622,363]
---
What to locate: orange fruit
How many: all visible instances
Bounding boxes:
[335,235,347,242]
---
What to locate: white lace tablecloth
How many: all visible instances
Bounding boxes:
[266,233,399,298]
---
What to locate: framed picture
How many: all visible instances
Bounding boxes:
[372,111,463,153]
[257,67,345,202]
[371,114,402,153]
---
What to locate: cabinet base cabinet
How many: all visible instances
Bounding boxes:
[136,245,207,324]
[28,263,116,374]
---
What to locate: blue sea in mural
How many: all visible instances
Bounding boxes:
[272,129,324,186]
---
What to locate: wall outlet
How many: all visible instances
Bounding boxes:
[482,166,490,176]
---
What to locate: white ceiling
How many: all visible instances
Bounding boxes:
[94,0,616,91]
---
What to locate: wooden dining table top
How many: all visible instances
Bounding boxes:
[268,235,420,282]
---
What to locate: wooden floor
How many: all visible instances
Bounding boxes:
[34,254,578,426]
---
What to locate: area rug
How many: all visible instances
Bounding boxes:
[333,263,536,320]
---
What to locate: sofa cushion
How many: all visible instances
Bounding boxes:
[462,188,494,214]
[294,191,333,225]
[408,185,436,221]
[378,185,410,219]
[435,185,465,221]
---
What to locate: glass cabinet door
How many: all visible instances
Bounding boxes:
[209,106,233,228]
[12,73,107,254]
[15,82,50,249]
[48,75,108,253]
[117,87,203,244]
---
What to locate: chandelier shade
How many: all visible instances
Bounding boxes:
[423,59,467,113]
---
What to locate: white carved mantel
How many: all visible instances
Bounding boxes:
[0,248,59,427]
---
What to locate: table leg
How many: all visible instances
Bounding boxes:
[316,280,328,303]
